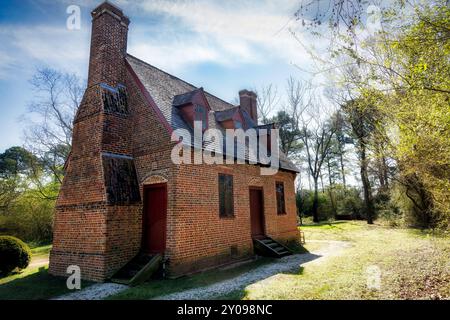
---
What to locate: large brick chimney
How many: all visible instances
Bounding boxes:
[49,2,141,282]
[88,1,130,88]
[239,90,258,124]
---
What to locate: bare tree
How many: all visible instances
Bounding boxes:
[22,68,84,196]
[300,97,338,222]
[255,84,280,124]
[280,78,311,158]
[341,98,381,224]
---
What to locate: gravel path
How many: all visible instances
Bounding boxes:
[155,240,351,300]
[52,240,350,300]
[53,283,129,300]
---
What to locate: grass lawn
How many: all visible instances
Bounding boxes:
[2,222,448,300]
[111,221,449,300]
[0,244,93,300]
[236,221,450,300]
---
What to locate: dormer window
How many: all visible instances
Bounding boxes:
[215,107,246,130]
[173,88,211,132]
[194,104,207,130]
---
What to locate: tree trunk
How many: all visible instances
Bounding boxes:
[328,188,337,217]
[375,143,388,191]
[320,172,325,193]
[360,144,375,224]
[382,156,389,188]
[327,158,333,186]
[312,178,319,222]
[339,146,346,188]
[327,158,337,217]
[307,171,312,190]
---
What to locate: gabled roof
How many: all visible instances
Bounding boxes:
[215,107,240,122]
[173,89,199,107]
[173,87,211,110]
[126,54,299,173]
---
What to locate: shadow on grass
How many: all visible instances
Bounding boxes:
[0,267,93,300]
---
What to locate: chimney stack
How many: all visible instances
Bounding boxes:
[87,1,130,88]
[239,90,258,124]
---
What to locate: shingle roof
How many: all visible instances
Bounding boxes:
[215,107,239,122]
[173,88,203,107]
[126,54,299,173]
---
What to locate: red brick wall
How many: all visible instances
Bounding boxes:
[167,159,298,277]
[50,203,108,281]
[104,205,142,276]
[125,67,299,277]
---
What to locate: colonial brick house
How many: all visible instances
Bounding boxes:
[49,2,300,282]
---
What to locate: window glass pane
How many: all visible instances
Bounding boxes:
[219,174,234,217]
[276,182,285,214]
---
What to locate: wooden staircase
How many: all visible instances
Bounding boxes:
[253,237,292,258]
[111,253,162,286]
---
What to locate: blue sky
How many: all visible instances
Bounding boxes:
[0,0,321,152]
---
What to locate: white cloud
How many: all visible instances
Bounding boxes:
[0,50,18,80]
[0,24,90,80]
[0,0,327,81]
[126,0,316,70]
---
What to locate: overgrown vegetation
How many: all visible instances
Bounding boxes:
[0,147,58,243]
[286,0,449,230]
[0,68,82,243]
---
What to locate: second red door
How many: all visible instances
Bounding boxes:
[249,188,265,238]
[142,184,167,254]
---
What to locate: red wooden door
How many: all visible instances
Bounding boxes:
[142,184,167,254]
[249,188,265,238]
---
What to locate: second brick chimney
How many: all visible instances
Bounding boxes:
[88,1,130,88]
[239,90,258,124]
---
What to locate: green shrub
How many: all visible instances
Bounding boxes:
[0,236,31,275]
[337,187,364,218]
[297,189,335,221]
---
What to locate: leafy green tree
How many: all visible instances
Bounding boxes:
[270,110,302,158]
[296,0,449,228]
[0,147,35,178]
[0,147,37,213]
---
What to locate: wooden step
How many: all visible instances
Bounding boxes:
[253,237,293,258]
[111,253,162,286]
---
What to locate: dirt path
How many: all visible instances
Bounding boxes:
[29,257,49,269]
[155,240,351,300]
